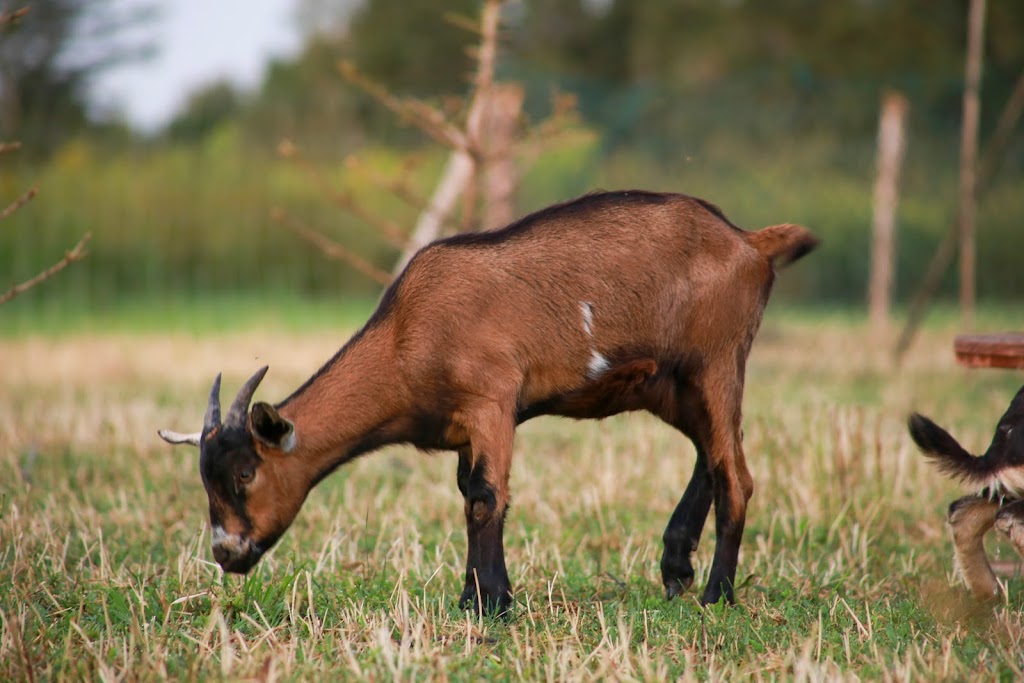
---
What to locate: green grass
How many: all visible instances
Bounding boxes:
[0,291,379,337]
[2,309,1024,680]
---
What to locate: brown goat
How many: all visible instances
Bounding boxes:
[159,190,817,614]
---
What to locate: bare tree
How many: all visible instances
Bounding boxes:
[0,141,91,306]
[893,66,1024,363]
[273,0,576,284]
[0,7,90,307]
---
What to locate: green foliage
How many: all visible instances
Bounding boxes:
[2,127,1023,316]
[505,0,1023,147]
[165,80,243,143]
[347,0,478,97]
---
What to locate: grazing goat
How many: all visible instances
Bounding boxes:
[159,190,817,614]
[908,384,1024,599]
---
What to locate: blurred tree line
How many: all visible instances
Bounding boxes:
[0,0,153,157]
[161,0,1024,156]
[2,0,1023,309]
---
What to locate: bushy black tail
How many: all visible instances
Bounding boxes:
[907,413,993,484]
[910,384,1024,489]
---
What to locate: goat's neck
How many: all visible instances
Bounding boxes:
[277,324,408,477]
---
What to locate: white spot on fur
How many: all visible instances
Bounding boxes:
[587,350,610,379]
[580,301,594,337]
[579,301,609,378]
[211,525,244,551]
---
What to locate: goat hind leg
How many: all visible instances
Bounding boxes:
[697,381,753,606]
[948,494,1000,599]
[702,443,753,606]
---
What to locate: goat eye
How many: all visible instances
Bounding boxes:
[238,468,254,483]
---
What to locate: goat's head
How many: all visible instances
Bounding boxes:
[159,367,305,574]
[986,384,1024,461]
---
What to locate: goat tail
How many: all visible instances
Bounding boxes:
[908,412,994,484]
[747,223,819,268]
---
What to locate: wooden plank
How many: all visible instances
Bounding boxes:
[954,332,1024,369]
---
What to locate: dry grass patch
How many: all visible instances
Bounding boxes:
[1,316,1023,680]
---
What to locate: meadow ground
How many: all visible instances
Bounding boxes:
[1,303,1023,681]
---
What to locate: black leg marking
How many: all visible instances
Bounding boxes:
[661,447,713,600]
[457,455,512,616]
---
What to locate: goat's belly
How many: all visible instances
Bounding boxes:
[517,358,658,422]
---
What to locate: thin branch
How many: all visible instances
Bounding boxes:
[470,0,502,100]
[278,141,409,249]
[344,155,431,213]
[342,155,462,235]
[0,233,91,306]
[338,61,469,153]
[0,141,22,155]
[0,187,37,222]
[0,6,29,26]
[518,91,581,171]
[443,11,484,35]
[270,208,391,286]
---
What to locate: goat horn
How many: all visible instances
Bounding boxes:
[225,366,269,428]
[204,373,223,431]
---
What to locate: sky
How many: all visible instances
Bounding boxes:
[88,0,304,133]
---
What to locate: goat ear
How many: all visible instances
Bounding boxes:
[251,402,295,452]
[158,429,202,446]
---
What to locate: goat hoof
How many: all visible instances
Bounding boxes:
[699,580,735,607]
[663,577,691,601]
[660,553,695,600]
[459,583,512,618]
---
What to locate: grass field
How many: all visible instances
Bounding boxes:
[1,303,1023,681]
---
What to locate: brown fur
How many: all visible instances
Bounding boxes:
[161,190,818,612]
[947,496,1001,599]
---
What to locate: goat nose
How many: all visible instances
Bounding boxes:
[212,543,233,567]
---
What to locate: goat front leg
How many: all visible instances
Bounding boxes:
[456,407,515,616]
[661,446,713,599]
[948,494,1000,599]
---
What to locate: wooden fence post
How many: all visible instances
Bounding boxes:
[868,91,908,336]
[959,0,986,330]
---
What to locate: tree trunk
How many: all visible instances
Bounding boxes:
[959,0,986,330]
[482,84,524,231]
[868,91,908,336]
